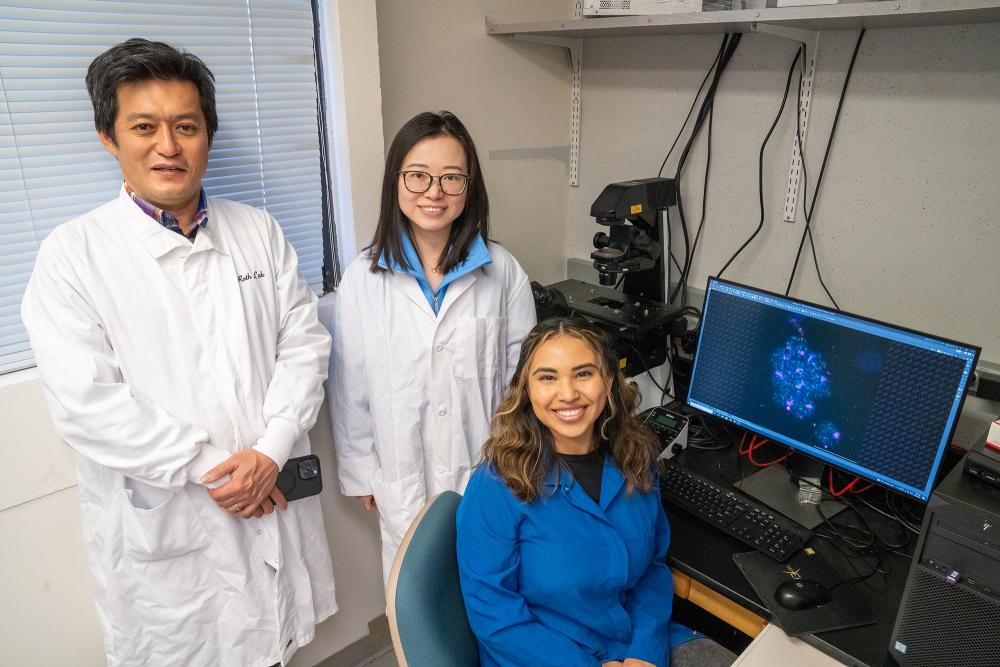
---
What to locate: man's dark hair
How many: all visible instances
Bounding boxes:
[368,110,489,275]
[86,38,218,144]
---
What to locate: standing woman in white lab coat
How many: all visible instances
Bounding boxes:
[330,111,536,578]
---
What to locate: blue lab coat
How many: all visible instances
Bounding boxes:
[456,458,699,667]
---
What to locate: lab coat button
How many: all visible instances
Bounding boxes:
[438,408,447,416]
[434,344,444,352]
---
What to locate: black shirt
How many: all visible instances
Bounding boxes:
[559,446,604,504]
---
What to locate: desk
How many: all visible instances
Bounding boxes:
[665,446,915,667]
[732,623,849,666]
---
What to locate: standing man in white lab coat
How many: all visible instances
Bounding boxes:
[21,38,336,667]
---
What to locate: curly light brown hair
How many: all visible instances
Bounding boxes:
[481,318,659,502]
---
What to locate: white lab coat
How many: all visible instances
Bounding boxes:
[22,188,336,667]
[329,243,535,578]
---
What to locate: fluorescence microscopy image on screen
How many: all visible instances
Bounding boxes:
[689,289,969,490]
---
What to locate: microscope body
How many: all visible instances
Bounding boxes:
[590,177,675,302]
[533,177,685,379]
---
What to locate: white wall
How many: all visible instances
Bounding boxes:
[0,2,388,664]
[568,25,1000,362]
[287,3,389,665]
[375,0,577,285]
[0,373,102,665]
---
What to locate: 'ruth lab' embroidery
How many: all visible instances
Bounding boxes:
[238,270,266,283]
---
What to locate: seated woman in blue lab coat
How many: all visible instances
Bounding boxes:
[456,318,736,667]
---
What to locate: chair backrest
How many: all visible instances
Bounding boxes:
[386,490,480,667]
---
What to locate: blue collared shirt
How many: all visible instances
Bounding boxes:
[377,233,492,314]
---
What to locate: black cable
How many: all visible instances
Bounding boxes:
[789,471,876,549]
[687,440,731,451]
[625,341,667,396]
[796,471,912,551]
[817,500,877,550]
[660,354,674,403]
[784,29,866,302]
[810,534,893,592]
[887,489,924,531]
[657,36,727,178]
[791,44,840,310]
[717,47,801,278]
[670,34,742,305]
[855,493,919,536]
[686,415,736,451]
[674,102,714,309]
[670,251,684,278]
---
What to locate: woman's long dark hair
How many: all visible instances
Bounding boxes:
[481,318,659,502]
[367,111,488,275]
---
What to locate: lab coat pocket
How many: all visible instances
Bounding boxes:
[370,469,426,576]
[119,486,211,562]
[454,316,505,379]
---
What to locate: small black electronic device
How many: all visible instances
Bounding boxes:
[639,405,689,459]
[660,459,812,562]
[276,454,323,502]
[774,578,832,611]
[964,435,1000,490]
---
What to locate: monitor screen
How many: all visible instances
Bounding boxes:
[687,278,980,502]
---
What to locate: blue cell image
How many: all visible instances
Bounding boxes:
[815,421,842,451]
[771,318,831,420]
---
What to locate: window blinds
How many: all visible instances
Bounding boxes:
[0,0,328,374]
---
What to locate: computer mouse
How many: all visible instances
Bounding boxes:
[774,578,832,611]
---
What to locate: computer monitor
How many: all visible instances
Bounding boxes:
[687,277,980,503]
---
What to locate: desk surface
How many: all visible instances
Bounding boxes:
[666,447,916,667]
[733,623,847,667]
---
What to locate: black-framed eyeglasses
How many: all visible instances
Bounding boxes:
[399,170,470,196]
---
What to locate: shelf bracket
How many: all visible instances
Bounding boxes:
[750,22,819,223]
[510,34,583,187]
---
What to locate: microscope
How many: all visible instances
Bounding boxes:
[533,178,687,378]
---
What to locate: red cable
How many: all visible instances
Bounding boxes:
[827,467,860,497]
[739,431,750,456]
[748,436,788,467]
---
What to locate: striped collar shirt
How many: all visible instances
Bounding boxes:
[125,182,208,241]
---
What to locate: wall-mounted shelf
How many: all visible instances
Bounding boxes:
[486,1,1000,38]
[487,0,1000,199]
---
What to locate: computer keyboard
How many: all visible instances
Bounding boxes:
[660,459,812,562]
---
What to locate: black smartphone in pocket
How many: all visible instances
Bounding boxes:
[276,455,323,502]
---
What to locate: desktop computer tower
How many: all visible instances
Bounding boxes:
[888,455,1000,666]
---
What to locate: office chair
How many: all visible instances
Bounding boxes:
[386,491,479,667]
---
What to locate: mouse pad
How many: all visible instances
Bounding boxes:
[733,548,877,636]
